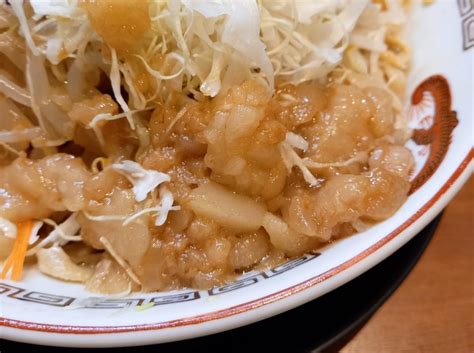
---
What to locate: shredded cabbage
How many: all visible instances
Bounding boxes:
[17,0,378,101]
[153,186,180,226]
[28,221,43,245]
[3,0,408,145]
[84,188,180,227]
[110,48,134,129]
[30,0,82,18]
[285,132,309,152]
[26,213,81,256]
[111,160,171,202]
[279,140,320,187]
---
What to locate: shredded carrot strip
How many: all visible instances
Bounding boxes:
[1,220,33,281]
[0,253,15,279]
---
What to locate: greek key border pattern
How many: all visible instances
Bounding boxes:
[458,0,474,50]
[0,252,320,310]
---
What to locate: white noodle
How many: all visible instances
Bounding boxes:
[10,0,40,56]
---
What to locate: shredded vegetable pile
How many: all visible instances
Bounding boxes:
[0,0,413,293]
[0,0,410,141]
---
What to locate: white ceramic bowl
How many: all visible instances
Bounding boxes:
[1,1,472,347]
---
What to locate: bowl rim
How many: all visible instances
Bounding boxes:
[2,149,472,338]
